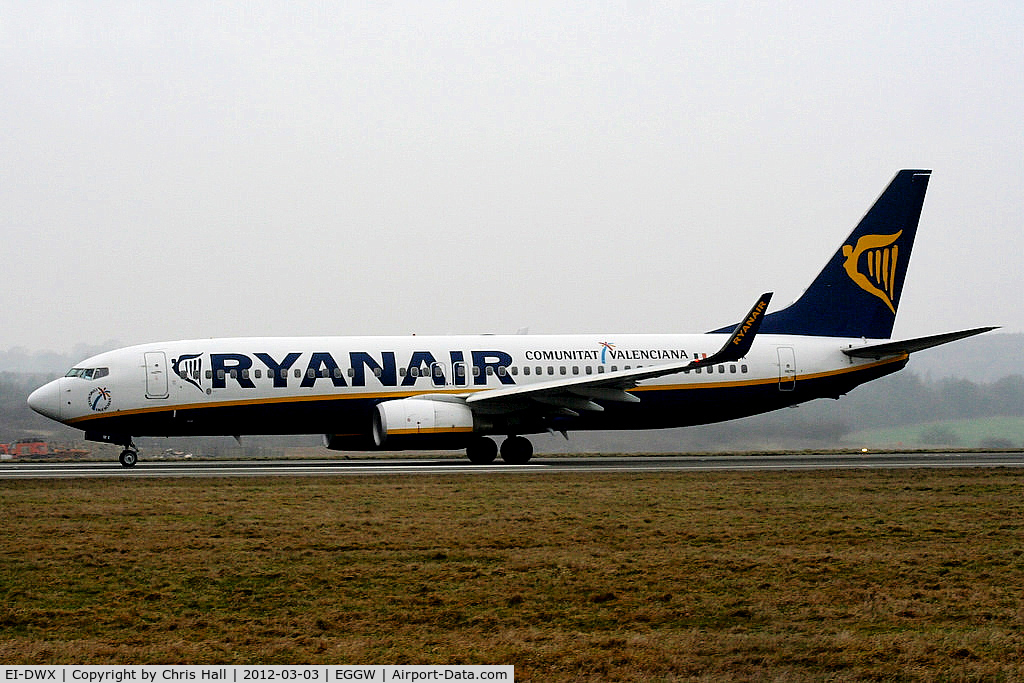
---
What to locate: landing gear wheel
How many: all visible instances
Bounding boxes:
[466,437,498,465]
[500,436,533,465]
[119,449,138,468]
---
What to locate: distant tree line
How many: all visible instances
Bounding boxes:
[0,373,69,442]
[834,372,1024,428]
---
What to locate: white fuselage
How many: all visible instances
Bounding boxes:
[28,333,905,447]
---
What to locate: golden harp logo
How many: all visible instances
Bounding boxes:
[841,230,902,314]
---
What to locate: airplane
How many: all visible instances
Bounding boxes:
[28,169,995,467]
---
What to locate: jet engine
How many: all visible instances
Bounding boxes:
[371,397,480,450]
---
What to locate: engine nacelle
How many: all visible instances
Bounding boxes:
[372,398,478,450]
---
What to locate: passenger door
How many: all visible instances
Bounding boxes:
[145,351,170,399]
[777,347,796,391]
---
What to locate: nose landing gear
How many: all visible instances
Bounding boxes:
[84,432,140,468]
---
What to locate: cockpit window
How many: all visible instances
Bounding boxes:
[65,367,109,380]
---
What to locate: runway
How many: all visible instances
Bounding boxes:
[3,452,1024,479]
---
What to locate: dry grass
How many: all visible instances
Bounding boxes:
[2,469,1024,680]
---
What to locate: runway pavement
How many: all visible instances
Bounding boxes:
[2,452,1024,479]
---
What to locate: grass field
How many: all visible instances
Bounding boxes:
[844,416,1024,449]
[2,469,1024,680]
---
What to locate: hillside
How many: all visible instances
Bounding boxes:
[902,331,1023,382]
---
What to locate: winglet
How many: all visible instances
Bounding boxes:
[692,292,772,368]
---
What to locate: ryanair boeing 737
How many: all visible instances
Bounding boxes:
[28,170,994,466]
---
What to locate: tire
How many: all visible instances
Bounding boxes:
[500,436,533,465]
[466,437,497,464]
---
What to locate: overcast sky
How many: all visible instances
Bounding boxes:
[2,2,1021,355]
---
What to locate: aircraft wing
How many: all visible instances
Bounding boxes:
[841,326,998,359]
[465,293,772,416]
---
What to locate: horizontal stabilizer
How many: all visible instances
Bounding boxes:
[842,326,999,359]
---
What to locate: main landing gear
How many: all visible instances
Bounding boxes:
[500,435,533,465]
[466,437,497,464]
[465,436,533,465]
[119,443,139,468]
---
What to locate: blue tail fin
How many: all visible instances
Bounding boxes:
[754,169,931,338]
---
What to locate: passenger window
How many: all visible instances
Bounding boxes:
[572,366,579,375]
[510,366,518,376]
[536,367,542,375]
[730,365,737,374]
[497,366,507,377]
[399,368,407,377]
[486,367,494,375]
[294,369,302,378]
[560,367,567,375]
[547,367,554,375]
[217,370,225,380]
[241,369,250,379]
[741,364,748,373]
[523,367,531,376]
[473,366,481,377]
[611,366,618,372]
[585,366,592,374]
[347,368,355,377]
[374,367,382,377]
[206,370,213,379]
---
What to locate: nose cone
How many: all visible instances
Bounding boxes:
[28,380,63,422]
